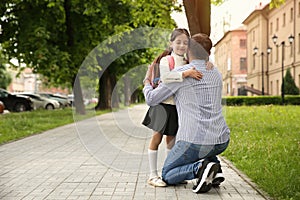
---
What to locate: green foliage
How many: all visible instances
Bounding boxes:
[223,96,300,106]
[0,58,12,89]
[284,68,300,95]
[223,105,300,200]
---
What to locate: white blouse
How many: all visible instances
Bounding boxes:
[159,52,187,105]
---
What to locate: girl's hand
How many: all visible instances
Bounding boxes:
[143,64,153,84]
[183,67,203,80]
[206,61,214,70]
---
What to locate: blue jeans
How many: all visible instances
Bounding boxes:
[162,140,229,185]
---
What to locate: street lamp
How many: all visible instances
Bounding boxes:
[272,34,294,104]
[253,46,272,95]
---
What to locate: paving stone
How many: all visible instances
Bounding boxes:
[0,104,270,200]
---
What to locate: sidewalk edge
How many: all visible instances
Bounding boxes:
[220,156,273,200]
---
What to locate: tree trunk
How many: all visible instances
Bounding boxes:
[73,75,86,115]
[123,74,131,106]
[96,69,112,110]
[64,0,85,114]
[183,0,211,36]
[111,74,119,108]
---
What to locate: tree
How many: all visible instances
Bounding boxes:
[0,51,12,89]
[0,65,12,89]
[0,0,178,112]
[284,68,299,95]
[183,0,286,36]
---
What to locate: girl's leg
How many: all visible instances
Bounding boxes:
[165,135,175,155]
[147,132,166,187]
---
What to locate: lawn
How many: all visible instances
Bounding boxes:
[0,105,299,200]
[222,105,300,200]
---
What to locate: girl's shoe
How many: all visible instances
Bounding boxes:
[148,176,167,187]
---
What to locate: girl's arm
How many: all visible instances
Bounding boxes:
[160,57,202,83]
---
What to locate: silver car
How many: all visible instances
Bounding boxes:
[18,93,60,110]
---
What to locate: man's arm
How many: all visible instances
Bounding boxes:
[143,82,176,106]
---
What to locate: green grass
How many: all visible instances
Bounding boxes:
[223,105,300,200]
[0,105,299,199]
[0,108,109,144]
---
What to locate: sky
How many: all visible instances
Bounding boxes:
[171,0,271,44]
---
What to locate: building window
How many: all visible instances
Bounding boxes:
[252,30,255,42]
[276,46,279,62]
[276,80,279,95]
[270,81,273,95]
[240,39,246,48]
[253,55,256,70]
[240,57,247,70]
[290,8,294,21]
[298,33,300,54]
[276,18,279,30]
[283,13,286,27]
[270,22,273,35]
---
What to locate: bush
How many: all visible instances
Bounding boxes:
[222,95,300,106]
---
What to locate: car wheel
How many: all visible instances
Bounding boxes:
[46,104,54,110]
[15,102,26,112]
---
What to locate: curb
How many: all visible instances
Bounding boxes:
[220,156,273,200]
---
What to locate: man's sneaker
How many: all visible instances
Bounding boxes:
[192,160,219,193]
[147,176,167,187]
[212,172,225,187]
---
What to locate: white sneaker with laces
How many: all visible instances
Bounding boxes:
[148,176,167,187]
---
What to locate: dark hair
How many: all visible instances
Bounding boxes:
[188,33,212,60]
[152,28,190,65]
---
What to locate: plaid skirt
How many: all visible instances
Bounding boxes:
[142,103,178,136]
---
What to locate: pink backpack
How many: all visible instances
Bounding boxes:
[151,55,175,88]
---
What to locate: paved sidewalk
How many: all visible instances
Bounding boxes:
[0,104,270,200]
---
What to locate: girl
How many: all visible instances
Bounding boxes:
[142,28,204,187]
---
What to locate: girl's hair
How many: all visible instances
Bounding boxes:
[152,28,190,65]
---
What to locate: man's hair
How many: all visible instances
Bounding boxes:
[188,33,212,60]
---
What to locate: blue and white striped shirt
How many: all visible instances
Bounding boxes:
[143,59,230,145]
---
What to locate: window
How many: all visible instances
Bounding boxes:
[283,13,286,27]
[240,39,246,48]
[276,18,279,30]
[270,22,273,35]
[240,57,247,70]
[298,33,300,54]
[290,8,294,21]
[270,81,273,95]
[252,30,255,42]
[276,80,279,95]
[276,46,279,62]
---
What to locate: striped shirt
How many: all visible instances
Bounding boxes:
[143,59,230,145]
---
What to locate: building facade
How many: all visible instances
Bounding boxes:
[243,0,300,96]
[214,27,247,96]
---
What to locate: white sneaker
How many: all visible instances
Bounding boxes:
[148,176,167,187]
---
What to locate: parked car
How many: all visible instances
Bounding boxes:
[0,89,33,112]
[18,93,60,110]
[39,93,69,108]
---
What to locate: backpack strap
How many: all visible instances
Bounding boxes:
[166,55,175,70]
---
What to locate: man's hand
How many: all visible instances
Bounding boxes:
[206,61,214,70]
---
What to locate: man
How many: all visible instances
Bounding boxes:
[143,33,230,193]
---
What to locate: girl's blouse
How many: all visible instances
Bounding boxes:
[159,52,187,105]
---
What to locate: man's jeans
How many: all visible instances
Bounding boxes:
[162,140,229,185]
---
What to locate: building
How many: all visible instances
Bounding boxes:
[243,0,300,96]
[7,67,69,95]
[214,27,248,96]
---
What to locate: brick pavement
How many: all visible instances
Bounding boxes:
[0,104,271,200]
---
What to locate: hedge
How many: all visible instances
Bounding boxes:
[222,95,300,106]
